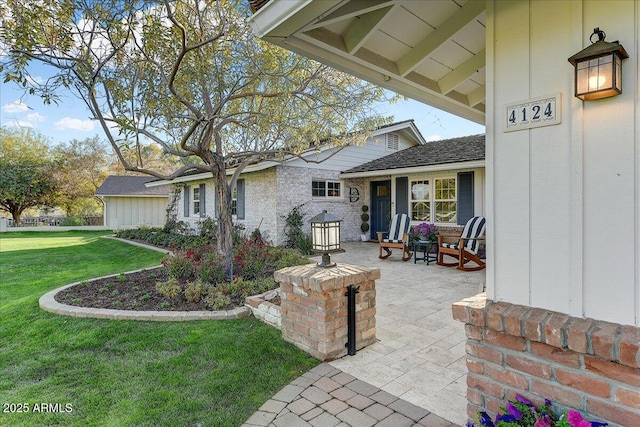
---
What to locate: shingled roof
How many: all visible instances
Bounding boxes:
[342,134,484,175]
[96,176,169,197]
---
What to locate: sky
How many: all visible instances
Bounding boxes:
[0,63,485,146]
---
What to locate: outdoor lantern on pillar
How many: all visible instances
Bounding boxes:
[568,27,628,101]
[309,210,343,268]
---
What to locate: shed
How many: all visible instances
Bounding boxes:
[96,176,169,229]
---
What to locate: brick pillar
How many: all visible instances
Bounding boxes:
[453,294,640,427]
[274,263,379,361]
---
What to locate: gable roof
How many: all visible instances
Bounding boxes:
[96,176,169,197]
[146,120,426,186]
[341,134,484,177]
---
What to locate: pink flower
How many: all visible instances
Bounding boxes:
[568,410,592,427]
[535,414,552,427]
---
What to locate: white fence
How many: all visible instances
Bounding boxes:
[0,218,110,233]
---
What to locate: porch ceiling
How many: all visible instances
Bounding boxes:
[249,0,486,125]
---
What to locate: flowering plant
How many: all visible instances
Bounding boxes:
[468,395,607,427]
[412,222,437,240]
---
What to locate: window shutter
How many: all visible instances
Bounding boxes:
[457,172,474,225]
[236,179,245,220]
[395,177,408,216]
[183,185,190,217]
[199,183,206,217]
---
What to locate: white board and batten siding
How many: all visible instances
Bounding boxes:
[488,0,640,326]
[104,196,168,229]
[286,131,416,171]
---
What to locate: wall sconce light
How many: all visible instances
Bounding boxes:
[568,27,628,101]
[309,210,343,268]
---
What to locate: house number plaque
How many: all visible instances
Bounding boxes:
[504,93,561,132]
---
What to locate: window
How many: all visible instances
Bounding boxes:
[231,186,237,216]
[312,180,341,198]
[192,187,200,216]
[434,178,456,223]
[410,180,430,221]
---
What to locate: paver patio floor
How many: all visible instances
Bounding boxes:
[244,241,485,426]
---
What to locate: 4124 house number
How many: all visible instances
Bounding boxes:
[505,93,561,132]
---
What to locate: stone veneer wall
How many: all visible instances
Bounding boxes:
[453,294,640,427]
[274,263,379,361]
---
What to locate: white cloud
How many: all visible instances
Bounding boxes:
[6,120,35,128]
[27,112,46,122]
[54,117,95,131]
[2,100,30,113]
[426,134,443,142]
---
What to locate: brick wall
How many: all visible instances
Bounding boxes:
[453,294,640,427]
[275,263,379,361]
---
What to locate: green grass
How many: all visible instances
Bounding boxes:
[0,231,318,426]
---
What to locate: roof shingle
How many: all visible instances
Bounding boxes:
[96,176,169,197]
[342,134,484,174]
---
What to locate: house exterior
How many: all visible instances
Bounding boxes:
[96,176,169,229]
[150,121,487,245]
[151,121,443,245]
[249,1,640,426]
[341,134,485,239]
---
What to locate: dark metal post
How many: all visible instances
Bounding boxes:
[345,285,360,356]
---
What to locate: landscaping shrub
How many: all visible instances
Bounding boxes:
[61,216,86,226]
[162,253,197,281]
[155,278,182,299]
[198,252,226,284]
[197,217,217,240]
[185,281,204,303]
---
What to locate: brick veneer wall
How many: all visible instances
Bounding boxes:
[274,263,379,361]
[453,294,640,427]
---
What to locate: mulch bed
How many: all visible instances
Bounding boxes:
[55,267,216,311]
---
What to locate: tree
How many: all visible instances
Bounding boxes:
[0,0,392,275]
[52,136,111,217]
[0,127,57,225]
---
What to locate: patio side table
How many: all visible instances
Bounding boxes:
[413,240,438,265]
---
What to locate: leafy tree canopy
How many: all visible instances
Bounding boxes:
[0,0,394,272]
[0,127,57,225]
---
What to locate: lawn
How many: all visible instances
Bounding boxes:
[0,231,318,427]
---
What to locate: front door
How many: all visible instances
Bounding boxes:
[370,180,391,239]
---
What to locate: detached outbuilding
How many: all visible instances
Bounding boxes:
[96,176,169,229]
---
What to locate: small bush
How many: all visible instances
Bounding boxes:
[275,251,312,271]
[185,281,204,303]
[155,278,182,299]
[163,253,196,281]
[197,217,217,241]
[198,252,226,284]
[61,216,86,226]
[205,290,232,310]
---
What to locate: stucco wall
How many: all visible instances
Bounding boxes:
[487,0,640,325]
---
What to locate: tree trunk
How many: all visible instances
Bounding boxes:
[11,209,22,227]
[213,169,234,278]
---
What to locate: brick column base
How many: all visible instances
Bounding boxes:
[453,294,640,427]
[274,263,379,361]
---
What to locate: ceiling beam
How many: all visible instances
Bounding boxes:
[467,85,486,107]
[396,0,485,77]
[305,0,397,30]
[437,48,486,95]
[343,5,395,53]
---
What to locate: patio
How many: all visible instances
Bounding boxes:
[328,242,484,425]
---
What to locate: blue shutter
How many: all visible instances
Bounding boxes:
[395,177,408,216]
[199,183,206,217]
[236,179,245,220]
[183,185,190,217]
[457,172,474,225]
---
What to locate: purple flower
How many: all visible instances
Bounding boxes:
[496,414,516,423]
[589,423,608,427]
[535,414,552,427]
[506,402,523,420]
[478,412,495,427]
[516,394,534,407]
[466,423,476,427]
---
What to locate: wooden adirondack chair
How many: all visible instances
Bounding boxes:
[377,214,412,261]
[437,216,486,271]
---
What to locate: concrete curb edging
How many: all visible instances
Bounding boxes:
[39,266,251,321]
